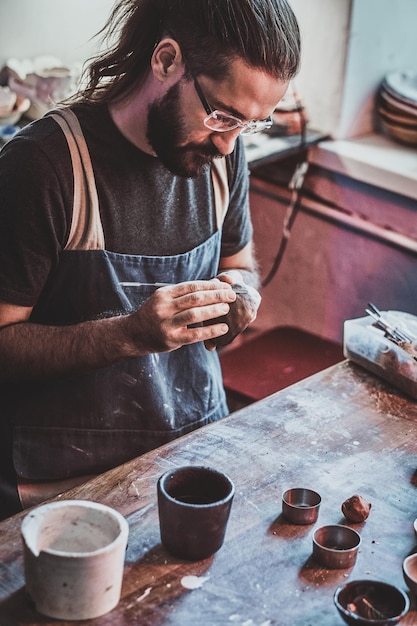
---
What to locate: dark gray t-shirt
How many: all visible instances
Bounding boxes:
[0,103,252,307]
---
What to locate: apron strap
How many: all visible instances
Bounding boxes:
[50,108,230,244]
[211,157,229,230]
[50,108,105,250]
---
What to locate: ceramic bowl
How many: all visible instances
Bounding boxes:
[334,579,410,625]
[282,488,321,524]
[21,500,129,620]
[312,524,361,569]
[403,553,417,595]
[380,118,417,146]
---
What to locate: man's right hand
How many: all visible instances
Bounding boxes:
[124,279,237,354]
[0,279,236,382]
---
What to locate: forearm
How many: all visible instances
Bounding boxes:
[0,280,237,383]
[225,267,260,290]
[0,316,135,383]
[217,242,261,289]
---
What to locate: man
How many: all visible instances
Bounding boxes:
[0,0,300,518]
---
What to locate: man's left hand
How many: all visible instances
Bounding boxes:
[204,271,261,351]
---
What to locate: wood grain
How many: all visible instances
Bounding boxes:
[1,361,417,625]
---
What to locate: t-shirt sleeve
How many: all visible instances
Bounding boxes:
[220,136,253,258]
[0,130,71,306]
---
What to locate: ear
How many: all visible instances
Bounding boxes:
[151,38,184,83]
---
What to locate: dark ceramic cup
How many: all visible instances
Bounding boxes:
[157,466,234,561]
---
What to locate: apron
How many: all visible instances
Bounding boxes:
[13,108,230,505]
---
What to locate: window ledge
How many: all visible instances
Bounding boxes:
[309,133,417,200]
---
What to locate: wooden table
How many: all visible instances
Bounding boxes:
[1,360,417,625]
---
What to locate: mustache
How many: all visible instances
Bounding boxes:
[175,142,223,160]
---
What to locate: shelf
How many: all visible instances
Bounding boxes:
[309,133,417,200]
[244,128,327,168]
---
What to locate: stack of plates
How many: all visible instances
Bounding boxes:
[377,70,417,146]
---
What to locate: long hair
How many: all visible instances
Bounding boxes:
[74,0,300,104]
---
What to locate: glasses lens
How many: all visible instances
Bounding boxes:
[204,111,241,132]
[204,111,273,135]
[240,117,273,136]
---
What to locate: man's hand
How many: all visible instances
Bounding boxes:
[203,271,261,351]
[124,279,237,354]
[0,279,237,382]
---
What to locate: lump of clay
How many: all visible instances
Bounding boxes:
[341,495,372,522]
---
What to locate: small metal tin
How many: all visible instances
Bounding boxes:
[313,524,361,569]
[282,488,321,525]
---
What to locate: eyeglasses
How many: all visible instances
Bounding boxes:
[193,76,273,136]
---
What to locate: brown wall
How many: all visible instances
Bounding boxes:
[249,166,417,343]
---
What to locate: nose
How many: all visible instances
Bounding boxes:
[210,128,242,156]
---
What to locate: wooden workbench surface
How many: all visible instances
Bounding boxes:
[1,360,417,625]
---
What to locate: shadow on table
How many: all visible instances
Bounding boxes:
[268,513,316,539]
[0,587,50,625]
[299,554,354,587]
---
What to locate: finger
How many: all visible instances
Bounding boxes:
[175,321,230,347]
[173,302,231,328]
[167,289,236,319]
[204,329,234,351]
[153,282,236,318]
[163,279,234,298]
[204,339,218,351]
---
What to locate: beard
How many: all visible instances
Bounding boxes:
[147,82,222,178]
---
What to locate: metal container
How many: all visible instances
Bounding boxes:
[282,488,321,525]
[313,524,361,569]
